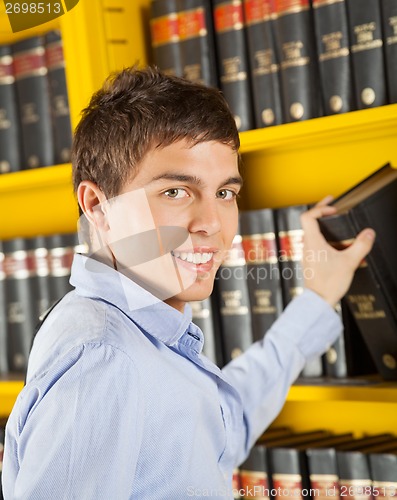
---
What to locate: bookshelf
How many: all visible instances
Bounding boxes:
[1,0,397,436]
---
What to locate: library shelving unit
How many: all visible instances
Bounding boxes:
[1,0,397,434]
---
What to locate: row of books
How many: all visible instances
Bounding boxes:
[232,426,397,499]
[193,204,378,380]
[0,30,72,174]
[149,0,397,131]
[0,233,82,375]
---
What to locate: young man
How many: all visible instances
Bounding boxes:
[2,67,374,499]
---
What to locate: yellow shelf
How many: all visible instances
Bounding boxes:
[0,380,24,418]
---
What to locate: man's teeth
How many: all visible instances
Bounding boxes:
[172,251,213,264]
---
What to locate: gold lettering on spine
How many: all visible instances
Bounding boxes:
[351,23,383,52]
[347,294,386,320]
[386,16,397,45]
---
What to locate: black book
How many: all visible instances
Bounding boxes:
[240,208,283,342]
[381,0,397,104]
[0,45,21,174]
[369,448,397,497]
[190,297,222,365]
[3,238,35,373]
[346,0,387,109]
[276,204,323,378]
[318,163,397,380]
[46,233,76,306]
[12,35,55,169]
[244,0,283,128]
[179,0,218,87]
[45,30,73,164]
[312,0,354,115]
[239,444,269,495]
[273,0,322,123]
[0,242,8,375]
[150,0,184,77]
[214,231,253,363]
[212,0,255,131]
[25,236,51,324]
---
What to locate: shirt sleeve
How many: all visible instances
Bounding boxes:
[221,288,342,466]
[3,342,144,500]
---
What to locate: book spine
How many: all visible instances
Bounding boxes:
[45,30,73,164]
[346,0,387,109]
[323,302,348,378]
[3,238,35,373]
[12,36,55,169]
[190,297,220,365]
[319,212,397,380]
[212,0,255,131]
[178,0,218,87]
[150,0,184,77]
[270,448,308,499]
[244,0,284,127]
[215,232,253,363]
[240,209,283,342]
[47,233,75,306]
[336,451,373,500]
[273,0,321,122]
[369,452,397,497]
[239,444,269,500]
[25,236,51,322]
[0,242,8,375]
[0,45,21,174]
[380,0,397,104]
[306,448,340,500]
[312,0,354,115]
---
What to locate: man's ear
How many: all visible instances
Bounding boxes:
[77,181,109,231]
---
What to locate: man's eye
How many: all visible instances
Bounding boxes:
[217,189,236,200]
[164,188,187,199]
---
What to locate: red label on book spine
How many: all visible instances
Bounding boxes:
[244,0,273,24]
[13,48,46,79]
[274,0,309,15]
[179,8,207,40]
[242,234,278,263]
[46,41,64,70]
[278,229,304,261]
[214,1,244,33]
[150,14,179,47]
[310,476,340,500]
[273,476,303,499]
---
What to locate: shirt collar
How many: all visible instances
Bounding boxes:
[70,253,193,346]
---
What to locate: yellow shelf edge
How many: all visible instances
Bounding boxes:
[0,164,72,193]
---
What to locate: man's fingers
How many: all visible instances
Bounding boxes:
[315,195,334,207]
[300,205,337,235]
[344,229,376,268]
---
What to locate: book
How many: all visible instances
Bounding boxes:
[380,0,397,104]
[240,208,283,342]
[46,233,76,306]
[312,0,354,115]
[276,204,323,378]
[3,238,35,373]
[346,0,387,109]
[318,163,397,380]
[0,242,8,375]
[214,231,253,363]
[0,45,21,174]
[273,0,321,122]
[12,35,55,169]
[212,0,255,131]
[369,448,397,497]
[25,236,51,324]
[45,30,73,164]
[150,0,184,77]
[239,444,269,497]
[244,0,283,128]
[190,297,222,365]
[178,0,218,87]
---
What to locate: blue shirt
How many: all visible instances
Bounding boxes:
[3,254,341,499]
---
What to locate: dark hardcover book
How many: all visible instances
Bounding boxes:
[214,231,253,362]
[318,163,397,380]
[3,238,35,373]
[336,450,373,498]
[0,45,21,174]
[369,448,397,497]
[381,0,397,104]
[312,0,354,115]
[276,204,323,378]
[0,242,8,375]
[273,0,321,123]
[47,233,75,306]
[239,444,269,496]
[45,30,73,164]
[190,297,221,365]
[12,35,54,169]
[178,0,218,87]
[244,0,283,128]
[240,208,283,342]
[150,0,184,77]
[212,0,255,131]
[346,0,387,109]
[25,236,51,324]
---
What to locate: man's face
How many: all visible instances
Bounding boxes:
[96,139,242,311]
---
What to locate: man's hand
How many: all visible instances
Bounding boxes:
[301,196,376,307]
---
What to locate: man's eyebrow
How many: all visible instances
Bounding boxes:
[150,173,243,187]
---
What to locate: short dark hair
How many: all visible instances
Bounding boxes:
[72,66,240,200]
